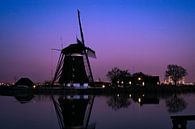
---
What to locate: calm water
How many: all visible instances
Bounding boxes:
[0,93,195,129]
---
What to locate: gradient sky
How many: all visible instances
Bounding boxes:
[0,0,195,83]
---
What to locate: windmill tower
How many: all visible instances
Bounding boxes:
[52,10,96,87]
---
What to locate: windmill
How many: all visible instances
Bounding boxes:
[52,10,96,87]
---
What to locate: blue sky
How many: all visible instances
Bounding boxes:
[0,0,195,82]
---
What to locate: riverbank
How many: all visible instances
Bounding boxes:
[0,85,195,96]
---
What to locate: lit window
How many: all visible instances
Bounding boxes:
[121,81,124,84]
[142,82,145,86]
[138,98,141,103]
[102,85,105,88]
[129,81,132,85]
[138,77,141,81]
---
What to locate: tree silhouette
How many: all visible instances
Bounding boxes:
[165,64,187,85]
[107,67,131,86]
[166,95,187,113]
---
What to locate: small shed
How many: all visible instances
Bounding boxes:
[15,78,34,88]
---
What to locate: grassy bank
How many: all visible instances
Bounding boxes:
[0,85,195,96]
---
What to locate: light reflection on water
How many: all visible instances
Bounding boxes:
[0,93,195,129]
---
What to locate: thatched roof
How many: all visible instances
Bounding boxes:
[62,43,96,58]
[15,78,34,87]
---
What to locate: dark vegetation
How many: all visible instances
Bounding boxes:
[106,67,131,86]
[165,64,187,85]
[0,64,193,96]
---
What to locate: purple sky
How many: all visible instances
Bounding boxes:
[0,0,195,83]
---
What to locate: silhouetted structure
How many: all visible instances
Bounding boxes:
[107,68,160,87]
[131,72,160,86]
[52,10,96,87]
[15,78,34,88]
[94,81,111,88]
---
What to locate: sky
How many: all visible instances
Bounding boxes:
[0,0,195,83]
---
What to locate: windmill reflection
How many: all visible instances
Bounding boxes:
[52,95,95,129]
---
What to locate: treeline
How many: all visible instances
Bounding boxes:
[106,64,187,86]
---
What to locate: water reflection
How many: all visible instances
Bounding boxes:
[53,95,95,129]
[131,93,159,106]
[107,93,160,110]
[14,93,34,104]
[171,115,195,129]
[1,93,195,129]
[166,95,187,113]
[107,94,131,110]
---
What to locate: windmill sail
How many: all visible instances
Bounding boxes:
[85,47,96,58]
[77,10,95,84]
[77,38,96,58]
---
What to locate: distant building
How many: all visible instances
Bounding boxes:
[131,72,160,86]
[164,76,185,85]
[115,72,160,87]
[15,78,34,88]
[94,81,111,88]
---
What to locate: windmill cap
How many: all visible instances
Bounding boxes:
[62,43,96,58]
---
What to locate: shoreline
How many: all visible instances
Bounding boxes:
[0,85,195,96]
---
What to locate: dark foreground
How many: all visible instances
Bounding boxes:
[1,92,195,129]
[0,85,195,96]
